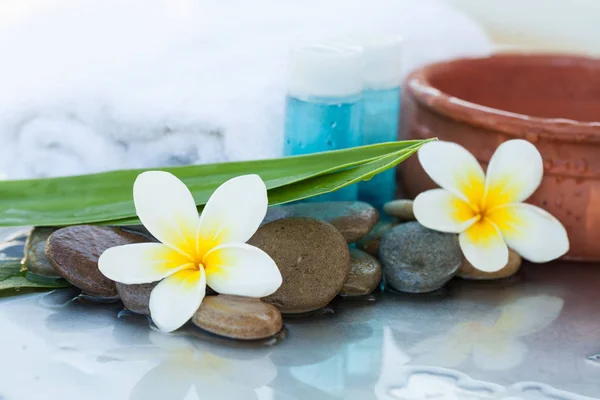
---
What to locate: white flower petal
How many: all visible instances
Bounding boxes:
[134,171,200,258]
[99,243,193,284]
[459,219,509,272]
[414,189,478,233]
[418,141,485,205]
[484,139,543,209]
[149,268,206,332]
[488,203,569,263]
[197,175,268,256]
[203,243,281,297]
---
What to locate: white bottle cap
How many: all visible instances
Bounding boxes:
[287,42,364,99]
[334,33,404,90]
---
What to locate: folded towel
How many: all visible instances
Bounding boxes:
[12,114,123,178]
[126,129,227,169]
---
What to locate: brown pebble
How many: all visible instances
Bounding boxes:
[46,226,151,297]
[340,249,382,296]
[356,221,396,257]
[249,217,350,314]
[193,295,283,340]
[116,282,158,315]
[458,249,522,280]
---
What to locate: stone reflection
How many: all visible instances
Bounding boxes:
[408,295,564,370]
[268,315,382,399]
[100,330,278,400]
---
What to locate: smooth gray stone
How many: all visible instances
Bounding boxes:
[379,222,461,293]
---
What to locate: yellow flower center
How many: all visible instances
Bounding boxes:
[454,172,516,226]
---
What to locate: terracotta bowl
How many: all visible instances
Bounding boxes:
[397,53,600,262]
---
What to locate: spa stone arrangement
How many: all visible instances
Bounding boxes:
[20,198,519,342]
[0,39,574,348]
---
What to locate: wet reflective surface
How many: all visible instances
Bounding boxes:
[0,229,598,400]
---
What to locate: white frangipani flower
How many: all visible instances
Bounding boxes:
[414,139,569,272]
[99,171,282,332]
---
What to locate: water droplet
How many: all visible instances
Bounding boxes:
[331,122,337,128]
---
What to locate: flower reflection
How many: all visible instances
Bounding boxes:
[409,295,564,370]
[100,331,277,400]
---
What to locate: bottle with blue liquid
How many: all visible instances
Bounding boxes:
[284,42,364,201]
[355,35,403,213]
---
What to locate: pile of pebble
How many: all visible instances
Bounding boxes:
[22,200,521,341]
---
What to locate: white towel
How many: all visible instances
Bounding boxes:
[13,114,123,178]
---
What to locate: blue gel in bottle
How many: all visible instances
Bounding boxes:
[354,35,403,212]
[359,87,401,210]
[283,43,364,201]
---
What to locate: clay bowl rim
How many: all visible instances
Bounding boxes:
[405,53,600,144]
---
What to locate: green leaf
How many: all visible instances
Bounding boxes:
[268,145,422,204]
[0,260,71,296]
[0,140,433,227]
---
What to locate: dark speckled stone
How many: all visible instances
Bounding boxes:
[47,226,151,297]
[379,222,462,293]
[262,202,379,243]
[116,282,158,315]
[24,227,60,277]
[340,249,382,296]
[249,217,350,314]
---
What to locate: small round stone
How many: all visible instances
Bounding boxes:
[24,227,59,277]
[383,199,415,220]
[458,249,522,280]
[47,226,151,297]
[193,295,283,340]
[356,221,396,257]
[340,249,382,296]
[379,222,462,293]
[116,282,158,315]
[248,217,350,314]
[262,202,379,243]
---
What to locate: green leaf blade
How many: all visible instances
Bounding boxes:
[0,140,433,227]
[0,261,71,297]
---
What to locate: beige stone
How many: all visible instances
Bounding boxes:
[383,199,415,220]
[193,295,282,340]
